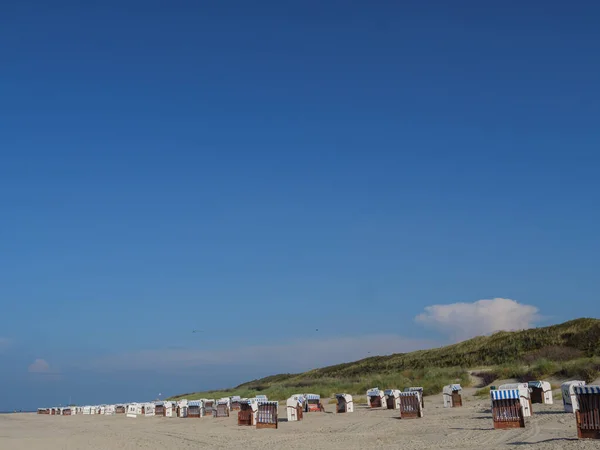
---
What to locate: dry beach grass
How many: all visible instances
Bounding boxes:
[1,393,598,450]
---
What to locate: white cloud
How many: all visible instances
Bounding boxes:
[414,298,540,341]
[28,359,54,373]
[81,334,438,374]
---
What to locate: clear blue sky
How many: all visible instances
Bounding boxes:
[1,0,599,411]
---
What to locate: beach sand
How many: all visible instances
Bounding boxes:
[1,396,597,450]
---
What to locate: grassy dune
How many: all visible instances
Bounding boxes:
[169,318,600,402]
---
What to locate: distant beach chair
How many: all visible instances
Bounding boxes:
[497,383,532,417]
[491,389,525,429]
[256,401,278,429]
[142,403,155,417]
[335,394,354,413]
[443,384,463,408]
[404,387,425,409]
[237,400,254,426]
[398,391,423,419]
[230,396,242,411]
[286,395,304,422]
[215,400,230,418]
[115,404,126,414]
[154,402,164,416]
[367,388,384,408]
[204,399,215,411]
[188,400,204,418]
[384,389,401,410]
[162,402,173,417]
[303,394,322,412]
[528,381,553,405]
[218,397,231,411]
[176,400,188,418]
[126,403,139,418]
[574,385,600,439]
[562,380,587,413]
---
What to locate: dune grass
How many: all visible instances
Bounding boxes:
[169,367,471,402]
[168,318,600,402]
[472,357,600,385]
[474,387,491,398]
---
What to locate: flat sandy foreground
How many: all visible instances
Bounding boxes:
[1,396,597,450]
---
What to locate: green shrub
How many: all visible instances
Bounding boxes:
[526,359,559,379]
[557,358,600,382]
[474,387,491,398]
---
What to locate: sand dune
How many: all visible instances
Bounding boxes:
[0,396,597,450]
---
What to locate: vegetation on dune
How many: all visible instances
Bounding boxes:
[170,367,471,402]
[474,387,492,398]
[301,318,600,379]
[169,318,600,402]
[473,357,600,385]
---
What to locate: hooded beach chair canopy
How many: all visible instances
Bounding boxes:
[574,385,600,395]
[443,384,463,407]
[286,396,304,422]
[491,389,520,400]
[562,380,586,413]
[398,391,423,418]
[490,389,525,429]
[496,383,532,417]
[384,389,401,409]
[528,381,553,404]
[335,394,354,413]
[367,388,385,407]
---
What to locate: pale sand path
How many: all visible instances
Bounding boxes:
[1,397,597,450]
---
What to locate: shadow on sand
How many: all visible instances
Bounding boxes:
[532,410,567,416]
[509,438,578,445]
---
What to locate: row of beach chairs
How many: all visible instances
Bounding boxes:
[36,382,600,439]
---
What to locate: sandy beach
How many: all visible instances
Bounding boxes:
[1,393,597,450]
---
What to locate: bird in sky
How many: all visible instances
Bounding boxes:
[192,330,204,333]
